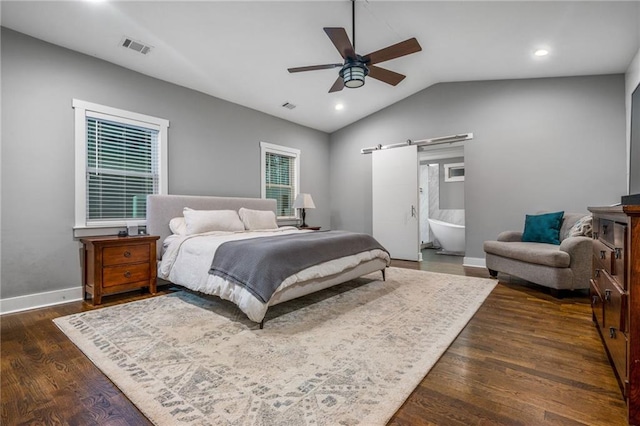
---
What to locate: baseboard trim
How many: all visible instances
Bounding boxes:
[0,287,83,315]
[463,256,486,269]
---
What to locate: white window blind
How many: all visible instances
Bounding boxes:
[86,115,159,222]
[265,152,296,217]
[260,142,300,219]
[73,99,169,230]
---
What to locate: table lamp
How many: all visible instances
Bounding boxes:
[292,193,315,228]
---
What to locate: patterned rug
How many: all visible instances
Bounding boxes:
[54,267,496,425]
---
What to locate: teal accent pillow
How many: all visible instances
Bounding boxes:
[522,211,565,245]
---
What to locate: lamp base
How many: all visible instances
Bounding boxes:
[300,208,307,228]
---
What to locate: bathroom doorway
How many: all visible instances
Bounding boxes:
[418,143,465,255]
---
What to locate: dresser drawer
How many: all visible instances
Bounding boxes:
[601,270,628,381]
[599,219,615,246]
[103,263,150,287]
[593,240,615,276]
[613,223,627,289]
[590,279,604,327]
[103,244,150,266]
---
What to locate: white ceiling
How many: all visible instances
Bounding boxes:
[2,1,639,133]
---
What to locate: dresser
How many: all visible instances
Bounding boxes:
[589,205,640,424]
[81,235,160,305]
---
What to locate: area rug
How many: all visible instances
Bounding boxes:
[54,267,496,426]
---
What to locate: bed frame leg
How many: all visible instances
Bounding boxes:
[382,268,386,281]
[259,320,265,330]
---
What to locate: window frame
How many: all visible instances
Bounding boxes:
[73,99,169,232]
[260,141,300,220]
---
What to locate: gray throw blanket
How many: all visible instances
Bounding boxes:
[209,230,388,303]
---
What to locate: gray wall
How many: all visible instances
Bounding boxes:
[436,157,464,209]
[1,28,330,299]
[330,75,627,260]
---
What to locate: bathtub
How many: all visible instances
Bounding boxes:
[427,218,465,253]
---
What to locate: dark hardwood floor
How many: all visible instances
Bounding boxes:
[1,250,628,425]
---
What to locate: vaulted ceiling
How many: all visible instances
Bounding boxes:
[2,1,639,133]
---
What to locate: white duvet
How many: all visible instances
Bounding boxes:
[158,227,390,323]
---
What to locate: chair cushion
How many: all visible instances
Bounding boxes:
[483,240,570,268]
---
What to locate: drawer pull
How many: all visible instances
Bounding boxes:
[124,271,131,278]
[615,248,622,259]
[595,269,600,278]
[592,295,599,306]
[593,232,599,239]
[610,326,617,339]
[600,250,606,260]
[603,224,609,235]
[123,251,132,258]
[605,289,612,302]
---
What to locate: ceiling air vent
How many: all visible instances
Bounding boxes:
[282,102,296,110]
[121,37,153,55]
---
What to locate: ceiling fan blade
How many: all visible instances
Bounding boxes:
[363,38,422,65]
[288,63,343,73]
[368,65,406,86]
[324,27,356,60]
[328,76,344,93]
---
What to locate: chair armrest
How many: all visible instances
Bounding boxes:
[497,231,523,242]
[559,236,592,260]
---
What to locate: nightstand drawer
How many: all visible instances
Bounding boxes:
[103,244,150,266]
[103,263,150,287]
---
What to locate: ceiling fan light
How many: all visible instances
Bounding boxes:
[341,64,367,89]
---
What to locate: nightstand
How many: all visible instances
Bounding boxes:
[299,226,321,231]
[80,235,160,305]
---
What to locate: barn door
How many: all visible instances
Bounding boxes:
[372,145,420,261]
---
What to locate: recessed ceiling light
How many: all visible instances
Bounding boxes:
[335,103,344,111]
[534,49,549,57]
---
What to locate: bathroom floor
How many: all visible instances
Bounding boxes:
[391,248,490,278]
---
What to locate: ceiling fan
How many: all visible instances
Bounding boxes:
[287,0,422,93]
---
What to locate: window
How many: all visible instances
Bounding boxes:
[74,99,169,229]
[444,162,465,182]
[260,142,300,219]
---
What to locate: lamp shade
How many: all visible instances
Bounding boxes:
[342,65,366,88]
[292,193,315,209]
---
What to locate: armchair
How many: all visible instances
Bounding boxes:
[483,212,592,295]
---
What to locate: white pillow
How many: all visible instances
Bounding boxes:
[169,217,187,235]
[239,208,278,230]
[183,208,245,235]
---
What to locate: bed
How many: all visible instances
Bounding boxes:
[146,194,390,327]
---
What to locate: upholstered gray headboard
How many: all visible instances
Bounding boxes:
[146,194,277,259]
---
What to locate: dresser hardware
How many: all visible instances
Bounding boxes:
[124,251,131,258]
[610,326,617,339]
[615,248,622,259]
[593,232,598,239]
[605,289,612,302]
[592,295,599,306]
[124,271,131,278]
[595,269,600,278]
[603,224,608,235]
[600,250,606,260]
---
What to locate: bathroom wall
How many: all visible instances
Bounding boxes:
[419,154,465,247]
